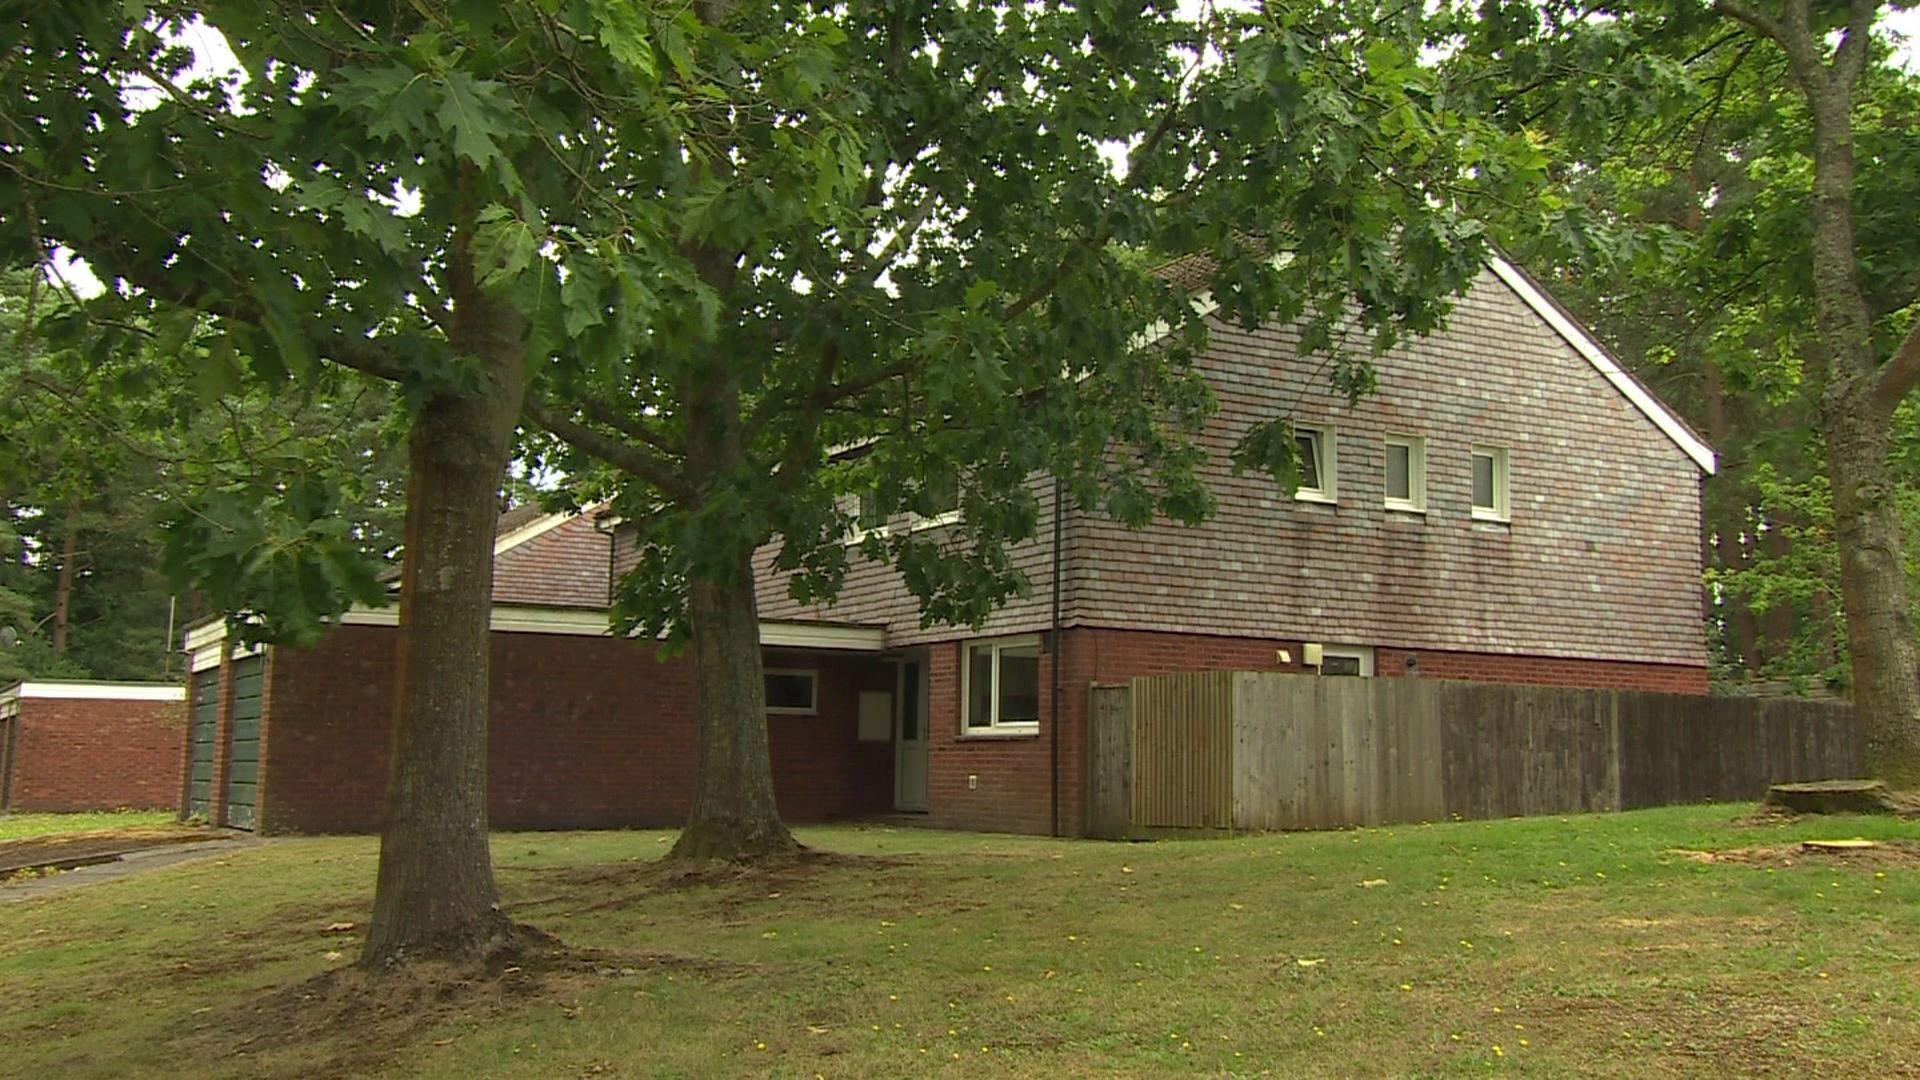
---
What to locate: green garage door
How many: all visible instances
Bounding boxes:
[188,672,219,818]
[223,655,264,830]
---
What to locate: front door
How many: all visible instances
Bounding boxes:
[894,657,929,811]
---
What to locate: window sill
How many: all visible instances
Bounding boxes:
[1470,511,1512,526]
[1293,492,1338,506]
[1384,502,1427,516]
[957,728,1041,741]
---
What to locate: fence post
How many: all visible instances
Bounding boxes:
[1084,682,1133,839]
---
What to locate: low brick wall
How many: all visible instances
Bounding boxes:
[3,694,185,812]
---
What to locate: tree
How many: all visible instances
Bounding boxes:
[1448,1,1920,779]
[523,0,1553,859]
[0,272,407,684]
[1,4,690,965]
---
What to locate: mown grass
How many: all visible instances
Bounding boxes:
[0,809,177,842]
[2,805,1917,1077]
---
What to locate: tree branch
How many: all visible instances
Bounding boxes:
[1713,0,1816,82]
[1873,312,1920,415]
[578,396,680,457]
[1832,0,1878,91]
[525,396,693,501]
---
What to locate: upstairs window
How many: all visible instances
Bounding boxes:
[1471,446,1511,522]
[1384,436,1426,513]
[1294,426,1337,503]
[963,637,1041,732]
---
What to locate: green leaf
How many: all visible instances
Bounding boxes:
[435,72,519,177]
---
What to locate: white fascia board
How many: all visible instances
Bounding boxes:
[1132,291,1223,351]
[1486,256,1716,475]
[317,605,890,650]
[760,621,889,652]
[337,604,612,636]
[14,681,185,702]
[181,618,227,655]
[492,498,614,558]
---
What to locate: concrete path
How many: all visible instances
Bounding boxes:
[1,835,261,902]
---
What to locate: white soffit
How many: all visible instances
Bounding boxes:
[1487,256,1717,475]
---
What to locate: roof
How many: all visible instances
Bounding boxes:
[1145,249,1716,474]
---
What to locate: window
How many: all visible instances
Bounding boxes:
[962,637,1041,732]
[1471,446,1510,522]
[765,669,818,714]
[1294,425,1337,503]
[1317,645,1374,677]
[848,477,961,543]
[1383,436,1426,513]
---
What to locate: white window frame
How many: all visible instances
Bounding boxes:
[1317,645,1375,677]
[764,668,819,715]
[1294,425,1338,504]
[1470,445,1511,523]
[842,486,962,545]
[960,635,1042,734]
[1383,435,1426,514]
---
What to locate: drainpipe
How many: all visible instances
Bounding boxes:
[1049,475,1064,838]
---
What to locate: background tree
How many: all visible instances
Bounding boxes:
[0,271,408,682]
[1446,1,1920,780]
[525,0,1553,860]
[1,3,698,965]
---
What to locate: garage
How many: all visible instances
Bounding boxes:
[186,671,217,818]
[222,655,264,830]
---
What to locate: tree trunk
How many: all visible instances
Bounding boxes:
[49,497,78,658]
[667,347,796,862]
[360,268,528,968]
[670,555,799,861]
[1803,88,1920,786]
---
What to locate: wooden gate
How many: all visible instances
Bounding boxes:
[1129,671,1234,829]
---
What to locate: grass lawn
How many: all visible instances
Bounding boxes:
[2,805,1917,1077]
[0,809,178,842]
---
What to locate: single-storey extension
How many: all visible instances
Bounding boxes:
[1,680,186,812]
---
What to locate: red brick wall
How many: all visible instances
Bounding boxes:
[923,626,1708,838]
[1373,646,1710,693]
[251,626,894,834]
[4,697,185,812]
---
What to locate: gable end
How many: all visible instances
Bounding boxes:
[1486,256,1716,475]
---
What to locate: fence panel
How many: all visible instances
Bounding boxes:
[1130,671,1234,829]
[1092,670,1863,835]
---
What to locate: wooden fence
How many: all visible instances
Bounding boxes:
[1085,672,1861,837]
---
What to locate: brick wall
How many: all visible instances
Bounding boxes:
[248,626,893,834]
[3,697,185,812]
[920,625,1707,838]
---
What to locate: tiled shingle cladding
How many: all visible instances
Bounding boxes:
[3,697,184,812]
[249,625,893,833]
[492,514,613,608]
[753,477,1069,646]
[753,271,1705,670]
[1072,268,1708,667]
